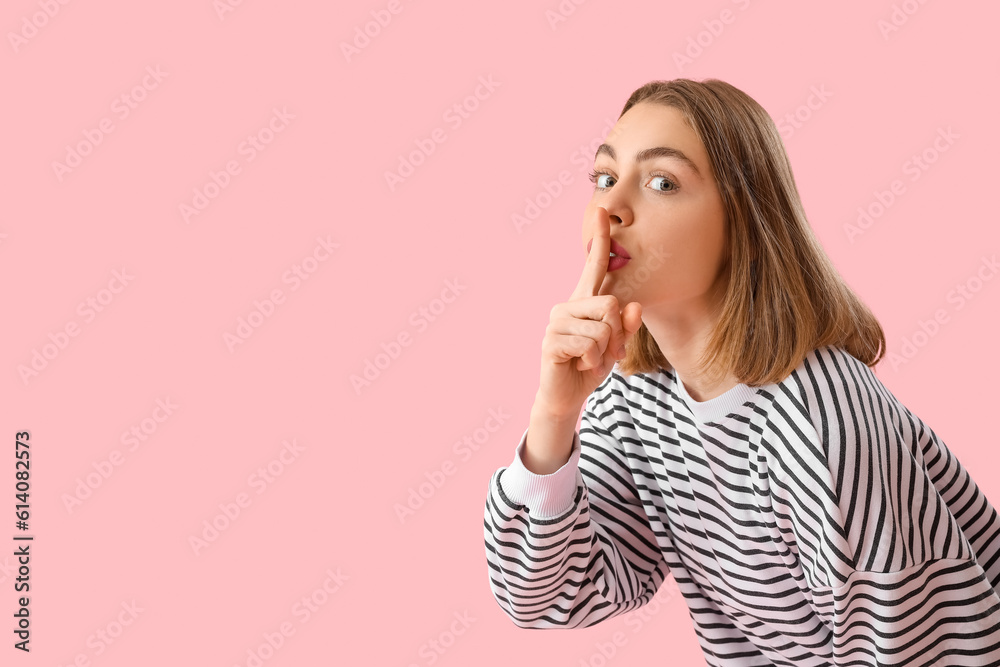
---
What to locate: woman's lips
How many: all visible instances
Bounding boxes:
[587,238,631,259]
[608,255,630,271]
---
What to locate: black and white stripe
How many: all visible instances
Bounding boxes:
[484,345,1000,665]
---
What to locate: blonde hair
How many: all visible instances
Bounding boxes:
[614,78,885,386]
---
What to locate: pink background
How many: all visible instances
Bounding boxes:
[2,0,998,664]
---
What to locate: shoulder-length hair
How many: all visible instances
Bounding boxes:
[615,78,885,386]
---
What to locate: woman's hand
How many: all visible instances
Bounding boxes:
[535,207,643,419]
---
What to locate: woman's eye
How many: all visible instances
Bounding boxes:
[649,175,677,192]
[587,169,677,193]
[587,170,614,189]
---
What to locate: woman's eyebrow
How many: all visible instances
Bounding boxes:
[594,143,702,179]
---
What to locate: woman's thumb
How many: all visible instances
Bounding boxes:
[623,301,643,341]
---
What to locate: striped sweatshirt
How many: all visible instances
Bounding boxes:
[483,345,1000,666]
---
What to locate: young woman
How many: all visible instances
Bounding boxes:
[483,78,1000,666]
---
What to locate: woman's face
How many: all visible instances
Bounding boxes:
[583,102,730,311]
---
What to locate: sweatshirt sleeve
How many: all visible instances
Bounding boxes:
[483,388,669,629]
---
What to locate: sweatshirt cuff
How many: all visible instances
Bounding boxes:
[498,425,582,519]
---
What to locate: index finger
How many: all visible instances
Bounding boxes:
[572,206,610,300]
